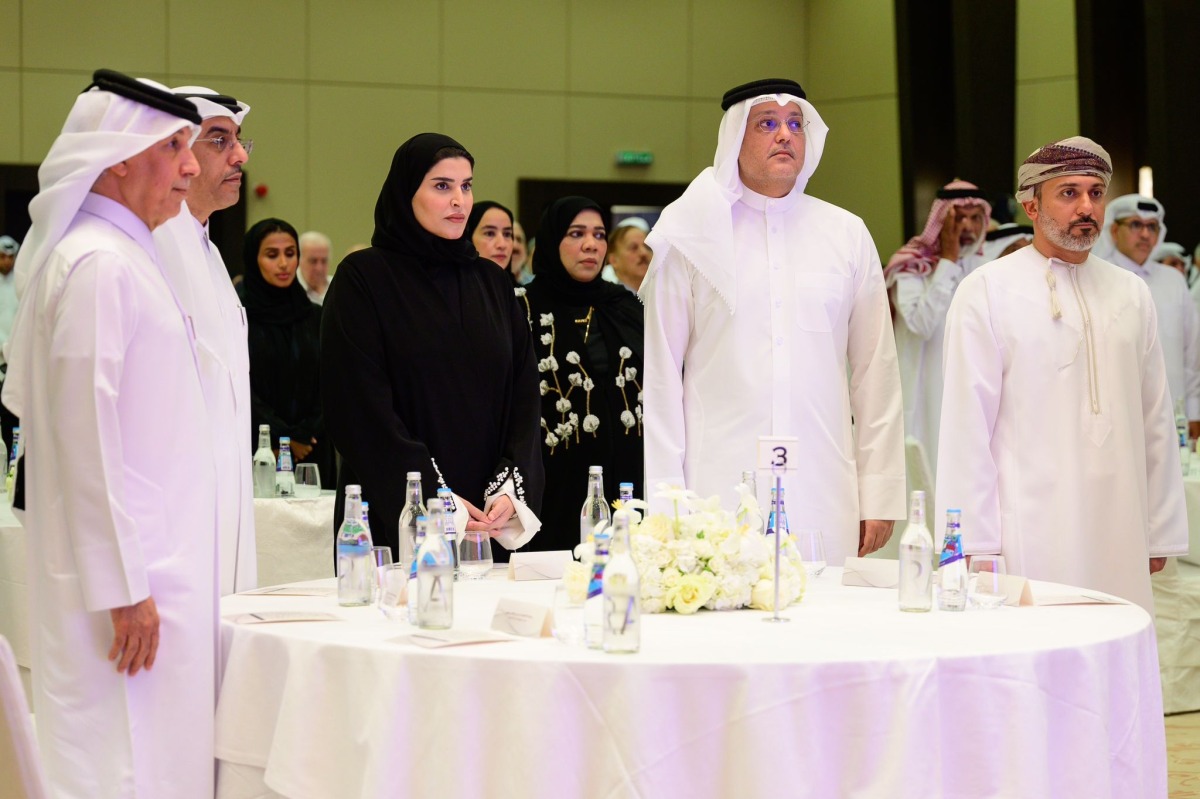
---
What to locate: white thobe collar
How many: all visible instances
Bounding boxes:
[1110,249,1153,280]
[79,193,157,263]
[737,183,803,215]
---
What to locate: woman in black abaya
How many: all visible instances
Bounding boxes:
[518,196,644,551]
[241,217,334,487]
[320,133,544,560]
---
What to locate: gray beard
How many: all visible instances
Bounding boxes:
[1042,218,1098,253]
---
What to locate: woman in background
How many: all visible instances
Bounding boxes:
[520,196,644,550]
[241,217,334,486]
[466,200,515,273]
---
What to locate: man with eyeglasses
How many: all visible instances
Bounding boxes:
[153,86,258,595]
[1098,194,1200,441]
[641,78,905,568]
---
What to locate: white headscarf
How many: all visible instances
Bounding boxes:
[172,86,250,126]
[2,81,200,417]
[1094,193,1166,262]
[644,92,829,314]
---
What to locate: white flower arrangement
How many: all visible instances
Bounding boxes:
[575,484,805,615]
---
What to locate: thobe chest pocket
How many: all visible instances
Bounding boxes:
[795,273,846,333]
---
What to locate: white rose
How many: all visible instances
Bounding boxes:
[545,432,559,447]
[625,367,637,380]
[568,373,583,387]
[619,346,632,358]
[615,375,626,388]
[565,351,581,365]
[540,313,554,327]
[582,414,600,433]
[582,378,594,391]
[621,410,636,428]
[537,359,549,373]
[540,333,552,345]
[556,398,572,413]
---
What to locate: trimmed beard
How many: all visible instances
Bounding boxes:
[1040,215,1098,253]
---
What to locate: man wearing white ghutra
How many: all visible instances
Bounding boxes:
[640,78,906,568]
[2,69,219,797]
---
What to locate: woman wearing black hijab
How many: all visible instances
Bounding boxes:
[240,217,334,486]
[320,133,544,560]
[519,196,645,552]
[465,200,515,275]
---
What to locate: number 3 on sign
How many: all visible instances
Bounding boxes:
[756,436,799,474]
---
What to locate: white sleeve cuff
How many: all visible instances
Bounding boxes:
[484,477,541,550]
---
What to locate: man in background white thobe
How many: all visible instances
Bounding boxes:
[154,86,257,595]
[936,137,1187,613]
[1097,194,1200,441]
[641,78,906,567]
[2,68,218,798]
[885,180,990,474]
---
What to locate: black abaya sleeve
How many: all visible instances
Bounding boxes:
[320,263,443,554]
[484,290,545,515]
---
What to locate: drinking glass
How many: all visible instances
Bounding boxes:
[377,563,408,620]
[969,555,1007,610]
[293,464,322,498]
[458,530,493,580]
[370,546,393,601]
[794,528,827,576]
[551,584,585,646]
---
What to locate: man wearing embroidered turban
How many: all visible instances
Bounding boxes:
[885,179,990,475]
[935,136,1187,614]
[640,78,905,567]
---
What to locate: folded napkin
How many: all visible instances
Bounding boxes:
[842,557,898,588]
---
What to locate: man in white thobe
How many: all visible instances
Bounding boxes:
[2,69,218,797]
[885,180,990,474]
[641,78,906,567]
[936,137,1187,613]
[0,235,20,454]
[297,230,331,305]
[1097,194,1200,441]
[153,87,257,595]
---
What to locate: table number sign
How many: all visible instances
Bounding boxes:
[757,436,799,624]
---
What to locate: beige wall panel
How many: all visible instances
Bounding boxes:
[690,0,806,101]
[306,84,439,253]
[198,79,308,247]
[0,72,19,162]
[807,97,902,256]
[0,3,20,69]
[686,98,722,177]
[308,0,440,86]
[1015,78,1078,168]
[568,0,689,97]
[20,71,92,162]
[807,0,895,100]
[23,0,166,73]
[442,0,567,92]
[1017,0,1077,82]
[442,90,568,211]
[168,0,306,82]
[565,96,689,182]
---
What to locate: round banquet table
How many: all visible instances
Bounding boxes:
[214,569,1167,799]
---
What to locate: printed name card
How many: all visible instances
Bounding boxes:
[490,597,553,638]
[999,574,1035,607]
[228,611,341,624]
[508,550,574,581]
[842,557,899,588]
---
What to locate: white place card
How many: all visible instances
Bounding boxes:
[842,557,898,588]
[490,597,553,638]
[228,611,341,624]
[391,630,514,649]
[998,574,1035,607]
[1034,591,1125,606]
[508,550,574,581]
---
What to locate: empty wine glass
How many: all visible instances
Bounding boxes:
[969,555,1007,610]
[377,563,408,620]
[370,546,393,601]
[293,463,322,498]
[551,584,585,646]
[458,530,493,579]
[794,528,827,576]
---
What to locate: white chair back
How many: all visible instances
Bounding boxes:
[0,635,48,799]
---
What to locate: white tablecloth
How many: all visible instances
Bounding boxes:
[0,495,335,668]
[1182,474,1200,567]
[215,570,1167,799]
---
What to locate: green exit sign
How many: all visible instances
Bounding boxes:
[616,150,654,166]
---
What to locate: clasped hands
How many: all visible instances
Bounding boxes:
[460,494,515,535]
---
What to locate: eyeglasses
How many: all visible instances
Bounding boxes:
[753,117,810,135]
[195,136,254,156]
[1119,219,1160,235]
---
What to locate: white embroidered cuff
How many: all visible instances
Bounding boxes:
[483,477,541,550]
